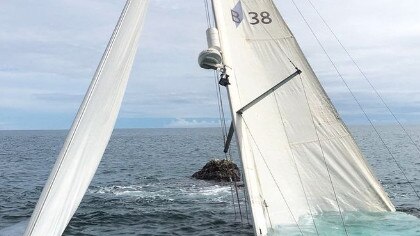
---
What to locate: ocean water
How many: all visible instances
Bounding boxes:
[0,126,419,235]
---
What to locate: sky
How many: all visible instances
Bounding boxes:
[1,0,420,130]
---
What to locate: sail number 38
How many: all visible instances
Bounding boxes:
[249,12,272,24]
[231,11,272,25]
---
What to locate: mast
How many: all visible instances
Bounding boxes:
[210,1,269,235]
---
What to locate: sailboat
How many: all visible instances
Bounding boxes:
[199,0,395,235]
[24,0,403,235]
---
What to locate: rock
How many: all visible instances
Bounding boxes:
[192,159,241,182]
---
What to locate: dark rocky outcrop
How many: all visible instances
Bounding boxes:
[192,159,241,182]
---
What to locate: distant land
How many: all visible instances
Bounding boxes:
[0,114,419,131]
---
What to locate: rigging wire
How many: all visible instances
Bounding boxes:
[205,0,245,222]
[204,0,242,219]
[298,75,349,235]
[288,0,420,202]
[203,0,231,159]
[233,177,244,222]
[272,92,320,235]
[223,1,318,232]
[220,70,250,224]
[241,117,304,235]
[213,72,229,158]
[203,0,211,28]
[305,0,420,165]
[230,182,238,219]
[214,70,241,219]
[205,0,239,215]
[232,1,319,232]
[217,73,232,159]
[242,177,251,225]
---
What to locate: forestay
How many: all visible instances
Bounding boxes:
[24,1,149,235]
[211,0,395,234]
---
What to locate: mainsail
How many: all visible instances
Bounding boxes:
[208,0,395,234]
[24,1,148,235]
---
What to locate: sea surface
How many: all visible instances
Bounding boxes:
[0,126,419,235]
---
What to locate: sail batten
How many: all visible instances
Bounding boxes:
[24,1,149,235]
[211,0,394,235]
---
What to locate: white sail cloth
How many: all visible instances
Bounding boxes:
[211,0,394,235]
[24,1,148,235]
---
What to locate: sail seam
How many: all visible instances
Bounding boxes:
[288,133,352,147]
[245,36,294,41]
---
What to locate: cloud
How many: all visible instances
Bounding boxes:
[274,0,420,123]
[1,0,420,129]
[165,118,220,128]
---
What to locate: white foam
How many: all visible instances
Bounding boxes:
[88,185,143,195]
[88,184,232,203]
[198,185,231,196]
[183,185,232,203]
[88,185,170,199]
[189,185,230,195]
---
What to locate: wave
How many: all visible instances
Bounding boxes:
[87,185,171,200]
[0,220,28,236]
[87,184,235,204]
[183,185,231,196]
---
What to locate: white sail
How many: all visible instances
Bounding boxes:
[24,1,148,235]
[210,0,395,234]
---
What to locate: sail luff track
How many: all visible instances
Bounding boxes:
[211,1,268,234]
